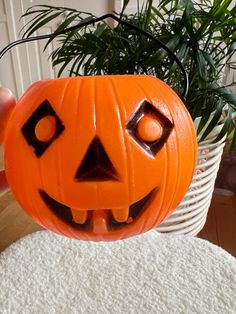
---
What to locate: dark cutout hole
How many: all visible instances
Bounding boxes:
[39,188,157,232]
[127,100,174,156]
[75,137,119,182]
[22,100,64,157]
[108,188,157,229]
[39,190,91,230]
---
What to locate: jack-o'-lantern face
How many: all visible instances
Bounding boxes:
[3,75,197,241]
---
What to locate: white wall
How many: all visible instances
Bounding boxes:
[0,1,17,94]
[0,0,122,98]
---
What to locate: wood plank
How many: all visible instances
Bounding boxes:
[198,198,219,247]
[0,191,43,252]
[212,194,236,257]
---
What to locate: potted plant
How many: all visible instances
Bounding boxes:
[21,0,236,235]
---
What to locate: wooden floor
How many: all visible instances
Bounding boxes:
[0,191,43,252]
[0,189,236,256]
[198,192,236,257]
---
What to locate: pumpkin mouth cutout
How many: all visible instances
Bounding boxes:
[39,188,157,234]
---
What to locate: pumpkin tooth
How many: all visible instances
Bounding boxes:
[71,209,88,224]
[92,210,108,234]
[112,208,129,222]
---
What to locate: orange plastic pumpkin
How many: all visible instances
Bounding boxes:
[2,75,197,241]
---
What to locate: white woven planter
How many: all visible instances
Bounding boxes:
[156,136,225,236]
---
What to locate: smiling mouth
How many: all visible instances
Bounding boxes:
[39,188,157,234]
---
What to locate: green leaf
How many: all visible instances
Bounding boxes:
[151,7,165,22]
[196,50,209,83]
[94,23,107,37]
[150,34,181,61]
[197,105,212,135]
[44,15,95,51]
[213,0,232,19]
[213,108,232,143]
[209,83,236,107]
[24,11,63,37]
[202,51,216,71]
[199,103,223,140]
[21,9,54,37]
[120,0,130,18]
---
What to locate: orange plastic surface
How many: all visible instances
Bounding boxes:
[2,75,197,241]
[137,115,162,142]
[35,116,56,142]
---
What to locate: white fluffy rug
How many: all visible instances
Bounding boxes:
[0,230,236,314]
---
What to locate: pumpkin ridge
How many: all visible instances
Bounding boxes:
[129,76,167,232]
[69,77,90,240]
[125,76,153,235]
[147,77,180,225]
[109,76,131,208]
[53,78,74,238]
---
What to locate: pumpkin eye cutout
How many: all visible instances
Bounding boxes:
[35,115,57,142]
[136,115,162,143]
[127,100,174,156]
[22,100,64,157]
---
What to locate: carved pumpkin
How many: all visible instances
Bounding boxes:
[2,75,197,241]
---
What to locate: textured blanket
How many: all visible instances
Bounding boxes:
[0,230,236,314]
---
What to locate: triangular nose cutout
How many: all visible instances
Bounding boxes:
[75,137,119,182]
